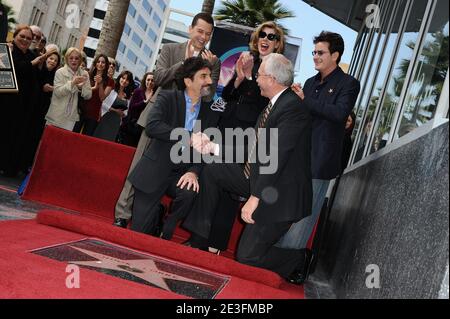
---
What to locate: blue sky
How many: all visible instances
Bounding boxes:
[170,0,358,84]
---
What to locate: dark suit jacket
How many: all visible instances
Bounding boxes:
[248,89,312,224]
[128,89,220,194]
[303,67,360,180]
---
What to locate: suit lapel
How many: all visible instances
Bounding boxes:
[177,42,188,63]
[264,89,292,126]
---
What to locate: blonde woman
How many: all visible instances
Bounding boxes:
[45,48,92,131]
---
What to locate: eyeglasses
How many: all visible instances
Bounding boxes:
[258,31,279,42]
[312,50,330,57]
[255,72,272,79]
[32,33,42,41]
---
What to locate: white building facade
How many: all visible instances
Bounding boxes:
[6,0,96,50]
[83,0,170,80]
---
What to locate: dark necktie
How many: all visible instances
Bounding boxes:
[244,101,273,179]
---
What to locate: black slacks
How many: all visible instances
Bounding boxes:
[131,172,197,239]
[183,163,303,277]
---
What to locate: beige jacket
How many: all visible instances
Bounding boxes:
[45,65,92,128]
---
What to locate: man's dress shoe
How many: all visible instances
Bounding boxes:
[287,248,314,285]
[113,218,128,228]
[182,238,209,252]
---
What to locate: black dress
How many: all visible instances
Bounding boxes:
[220,54,269,132]
[26,64,57,167]
[0,43,39,177]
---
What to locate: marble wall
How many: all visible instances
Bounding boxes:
[319,122,449,299]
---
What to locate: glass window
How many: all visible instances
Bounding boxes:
[398,0,449,138]
[142,0,153,15]
[128,3,136,18]
[143,45,153,58]
[139,60,148,73]
[148,28,157,42]
[124,23,131,36]
[351,1,397,161]
[118,41,126,54]
[132,32,143,48]
[353,0,429,162]
[137,15,148,31]
[367,1,409,156]
[153,13,162,27]
[127,49,138,64]
[157,0,167,11]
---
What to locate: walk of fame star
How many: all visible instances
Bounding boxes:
[68,246,212,291]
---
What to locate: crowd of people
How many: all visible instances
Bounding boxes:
[1,12,361,285]
[0,25,155,178]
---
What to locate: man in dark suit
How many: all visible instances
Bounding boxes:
[128,57,220,239]
[276,31,361,284]
[183,53,313,280]
[114,12,221,228]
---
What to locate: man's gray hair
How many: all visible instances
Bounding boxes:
[264,53,294,87]
[30,25,42,35]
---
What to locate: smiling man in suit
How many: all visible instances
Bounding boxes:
[128,57,220,240]
[183,53,313,281]
[113,12,221,228]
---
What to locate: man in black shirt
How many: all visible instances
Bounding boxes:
[277,31,360,285]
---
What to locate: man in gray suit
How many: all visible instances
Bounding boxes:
[114,12,221,228]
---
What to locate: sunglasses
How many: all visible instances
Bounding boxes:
[258,31,279,42]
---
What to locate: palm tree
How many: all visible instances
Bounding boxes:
[214,0,295,34]
[96,0,130,59]
[396,28,449,125]
[202,0,216,15]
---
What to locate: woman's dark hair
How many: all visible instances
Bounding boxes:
[176,57,212,90]
[346,111,356,133]
[46,51,61,71]
[140,72,154,90]
[115,70,135,99]
[313,31,345,65]
[89,54,110,88]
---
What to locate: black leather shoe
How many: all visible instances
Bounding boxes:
[182,234,209,251]
[113,218,128,228]
[286,249,314,285]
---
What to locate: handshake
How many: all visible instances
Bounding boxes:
[191,132,217,155]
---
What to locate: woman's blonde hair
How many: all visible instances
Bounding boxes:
[64,47,82,67]
[249,21,285,55]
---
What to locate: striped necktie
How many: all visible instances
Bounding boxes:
[244,101,273,179]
